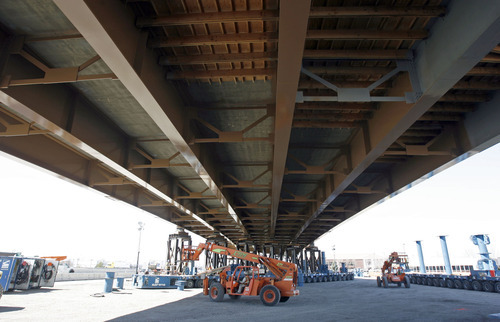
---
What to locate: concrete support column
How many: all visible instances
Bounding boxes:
[439,236,452,275]
[416,241,426,274]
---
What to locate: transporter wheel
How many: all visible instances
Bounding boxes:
[453,279,463,289]
[382,276,388,288]
[260,285,280,306]
[482,281,494,292]
[397,282,401,287]
[445,279,454,288]
[195,279,204,288]
[209,282,225,302]
[416,277,422,285]
[494,282,500,293]
[0,284,3,300]
[327,276,332,282]
[377,276,382,287]
[433,278,440,287]
[306,276,312,283]
[462,280,472,290]
[229,295,241,300]
[427,278,434,286]
[472,280,482,291]
[186,279,195,288]
[279,296,290,302]
[404,276,410,288]
[439,279,446,287]
[335,275,340,281]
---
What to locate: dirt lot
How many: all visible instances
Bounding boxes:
[1,278,499,321]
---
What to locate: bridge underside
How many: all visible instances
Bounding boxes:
[0,0,499,250]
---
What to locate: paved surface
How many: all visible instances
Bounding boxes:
[1,278,499,321]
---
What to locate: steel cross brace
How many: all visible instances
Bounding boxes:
[297,59,422,103]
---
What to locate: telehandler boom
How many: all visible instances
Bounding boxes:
[182,242,299,306]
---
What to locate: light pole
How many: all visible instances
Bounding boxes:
[136,222,145,274]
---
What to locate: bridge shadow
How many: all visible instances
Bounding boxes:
[109,292,286,322]
[0,306,25,312]
[4,288,60,295]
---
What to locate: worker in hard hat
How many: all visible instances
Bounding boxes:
[237,270,251,293]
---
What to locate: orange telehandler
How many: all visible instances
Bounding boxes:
[182,242,300,306]
[377,252,410,288]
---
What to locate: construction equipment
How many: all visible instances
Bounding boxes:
[410,235,500,293]
[377,252,410,288]
[182,242,300,306]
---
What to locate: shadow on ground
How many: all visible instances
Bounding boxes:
[0,306,25,312]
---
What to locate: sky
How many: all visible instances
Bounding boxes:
[1,142,499,269]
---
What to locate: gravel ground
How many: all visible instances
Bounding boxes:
[1,278,499,321]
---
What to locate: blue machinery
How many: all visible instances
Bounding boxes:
[410,234,500,293]
[0,256,58,293]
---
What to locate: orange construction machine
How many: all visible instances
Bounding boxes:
[182,243,300,306]
[377,252,410,288]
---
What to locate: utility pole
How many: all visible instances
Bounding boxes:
[136,222,145,274]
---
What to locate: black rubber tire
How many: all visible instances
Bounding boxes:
[404,276,410,288]
[397,282,401,287]
[312,276,317,283]
[335,275,340,281]
[439,279,446,287]
[416,277,422,285]
[494,282,500,293]
[382,276,388,288]
[306,276,312,283]
[322,276,327,282]
[482,281,494,292]
[260,285,280,306]
[195,279,204,288]
[472,280,482,291]
[445,279,454,288]
[186,279,195,288]
[0,284,3,300]
[454,279,463,289]
[377,276,382,287]
[427,278,434,286]
[327,276,332,282]
[462,280,472,290]
[279,296,290,303]
[209,282,225,302]
[229,294,241,300]
[433,278,440,287]
[410,276,416,284]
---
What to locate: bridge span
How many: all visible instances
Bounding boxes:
[0,0,499,250]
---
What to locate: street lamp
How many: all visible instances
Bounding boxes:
[136,222,145,274]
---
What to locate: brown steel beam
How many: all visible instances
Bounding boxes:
[453,80,500,90]
[159,52,277,65]
[270,0,311,237]
[166,68,274,80]
[150,32,278,48]
[303,66,393,75]
[481,53,500,63]
[54,0,247,241]
[136,10,279,27]
[466,67,500,76]
[438,93,490,102]
[309,6,446,17]
[306,30,428,40]
[292,121,360,128]
[294,112,369,121]
[298,80,391,90]
[295,102,377,111]
[303,49,409,60]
